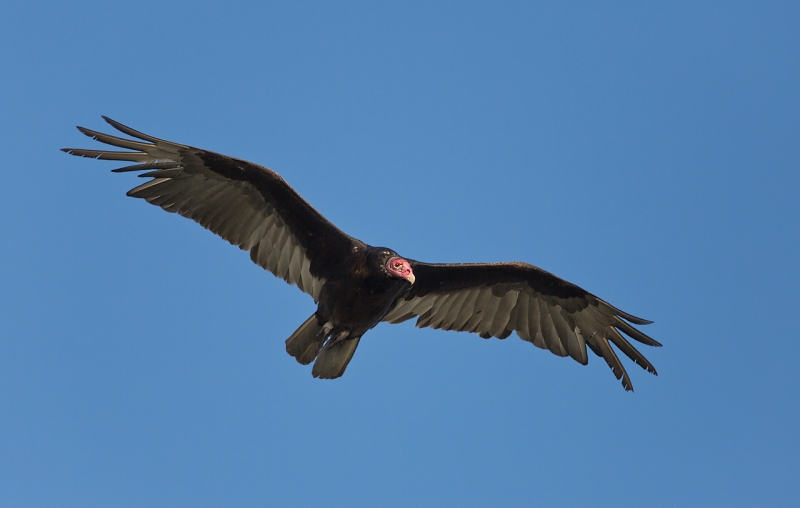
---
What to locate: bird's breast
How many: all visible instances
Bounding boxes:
[316,276,407,337]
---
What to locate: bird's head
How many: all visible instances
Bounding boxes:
[386,256,415,285]
[373,249,415,285]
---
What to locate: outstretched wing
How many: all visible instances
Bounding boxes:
[383,261,660,391]
[63,116,362,301]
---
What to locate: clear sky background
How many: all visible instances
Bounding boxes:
[1,1,798,506]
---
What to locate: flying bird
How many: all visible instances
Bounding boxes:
[63,117,661,391]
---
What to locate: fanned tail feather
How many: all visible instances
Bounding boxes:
[285,314,324,365]
[312,337,361,379]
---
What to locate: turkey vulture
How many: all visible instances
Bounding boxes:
[63,117,660,391]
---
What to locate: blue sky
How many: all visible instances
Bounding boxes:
[1,1,798,506]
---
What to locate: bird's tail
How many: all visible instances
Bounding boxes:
[312,337,361,379]
[285,313,324,365]
[285,313,362,379]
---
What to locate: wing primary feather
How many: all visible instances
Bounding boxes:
[63,149,154,162]
[613,316,662,347]
[138,168,184,179]
[127,178,170,198]
[593,299,654,326]
[76,126,155,151]
[608,328,658,375]
[111,162,182,173]
[604,301,654,325]
[102,116,182,145]
[617,311,653,325]
[592,336,633,391]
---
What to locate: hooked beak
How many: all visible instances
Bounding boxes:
[388,256,415,285]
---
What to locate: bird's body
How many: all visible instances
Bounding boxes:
[64,117,661,390]
[318,247,412,338]
[288,246,416,378]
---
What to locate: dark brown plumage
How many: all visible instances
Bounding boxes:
[63,117,661,390]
